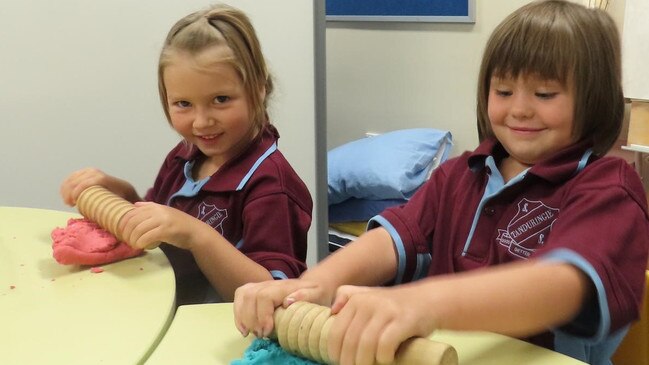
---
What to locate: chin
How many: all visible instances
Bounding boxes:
[507,151,544,166]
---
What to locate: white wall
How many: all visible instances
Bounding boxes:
[0,0,325,266]
[621,0,649,100]
[325,0,627,155]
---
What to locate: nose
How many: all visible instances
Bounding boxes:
[193,107,215,129]
[511,93,534,120]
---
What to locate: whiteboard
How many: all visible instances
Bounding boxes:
[622,0,649,100]
[0,0,327,263]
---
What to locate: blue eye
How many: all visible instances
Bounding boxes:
[174,100,191,108]
[536,92,557,99]
[214,96,230,104]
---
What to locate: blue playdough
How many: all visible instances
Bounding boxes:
[231,338,321,365]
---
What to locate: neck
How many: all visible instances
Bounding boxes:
[499,157,532,183]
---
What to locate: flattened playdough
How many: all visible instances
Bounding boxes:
[51,218,142,266]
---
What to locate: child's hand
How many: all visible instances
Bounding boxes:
[60,168,136,206]
[118,202,198,250]
[60,168,111,206]
[327,285,437,365]
[233,279,331,338]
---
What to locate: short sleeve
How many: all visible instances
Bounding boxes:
[240,192,310,279]
[537,160,649,339]
[369,162,451,283]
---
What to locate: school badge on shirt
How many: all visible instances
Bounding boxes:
[196,202,228,235]
[496,198,558,259]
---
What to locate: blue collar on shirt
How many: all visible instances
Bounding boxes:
[467,138,595,183]
[171,124,281,193]
[167,142,278,204]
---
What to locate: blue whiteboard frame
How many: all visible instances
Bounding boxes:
[326,0,475,23]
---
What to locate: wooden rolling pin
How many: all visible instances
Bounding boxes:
[76,185,135,241]
[271,301,458,365]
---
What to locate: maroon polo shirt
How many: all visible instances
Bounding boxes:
[145,124,312,305]
[370,138,649,363]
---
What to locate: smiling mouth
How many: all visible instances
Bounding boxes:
[197,134,221,140]
[509,127,544,133]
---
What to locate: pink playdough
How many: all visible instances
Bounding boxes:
[51,218,142,266]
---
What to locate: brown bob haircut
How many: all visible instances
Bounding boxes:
[476,0,624,156]
[157,4,273,129]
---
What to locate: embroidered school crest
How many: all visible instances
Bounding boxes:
[196,202,228,235]
[496,198,558,259]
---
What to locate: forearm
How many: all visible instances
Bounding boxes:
[189,224,273,301]
[409,260,590,336]
[301,227,398,302]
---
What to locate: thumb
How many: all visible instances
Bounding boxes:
[133,201,153,207]
[331,285,373,314]
[283,286,329,308]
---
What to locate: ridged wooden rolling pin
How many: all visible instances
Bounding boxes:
[271,301,458,365]
[76,185,135,241]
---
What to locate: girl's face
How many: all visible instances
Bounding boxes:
[488,73,575,167]
[163,47,256,168]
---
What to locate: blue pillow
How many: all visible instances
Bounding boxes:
[328,128,452,205]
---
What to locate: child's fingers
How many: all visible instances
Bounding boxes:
[118,210,134,242]
[283,286,325,308]
[119,204,155,240]
[70,182,93,206]
[375,322,411,365]
[123,215,159,250]
[60,171,86,206]
[60,185,75,207]
[257,290,281,338]
[327,303,356,364]
[130,228,162,250]
[133,201,153,207]
[233,286,250,336]
[349,312,397,365]
[61,168,107,206]
[284,279,342,311]
[331,285,372,314]
[233,280,320,338]
[257,281,319,337]
[355,318,387,365]
[119,209,146,247]
[233,281,286,338]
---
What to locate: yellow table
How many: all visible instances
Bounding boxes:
[0,207,176,365]
[145,303,586,365]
